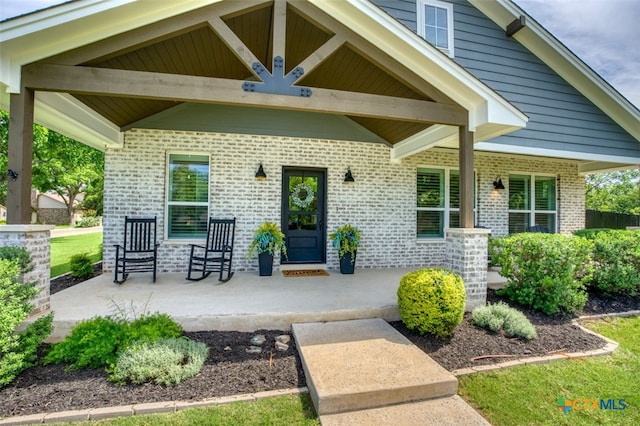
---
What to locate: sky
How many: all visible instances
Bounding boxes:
[1,0,639,109]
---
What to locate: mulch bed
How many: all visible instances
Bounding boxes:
[2,271,639,419]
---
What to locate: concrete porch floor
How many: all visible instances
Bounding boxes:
[45,268,407,341]
[44,267,507,342]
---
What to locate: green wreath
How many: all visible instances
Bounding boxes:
[291,182,315,208]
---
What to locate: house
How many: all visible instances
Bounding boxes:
[31,190,84,225]
[1,0,639,308]
[0,204,6,222]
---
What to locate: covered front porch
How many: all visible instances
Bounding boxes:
[43,267,506,342]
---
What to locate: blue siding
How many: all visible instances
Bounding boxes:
[372,0,640,157]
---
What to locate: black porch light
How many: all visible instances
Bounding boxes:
[493,177,505,190]
[344,167,355,184]
[255,163,267,180]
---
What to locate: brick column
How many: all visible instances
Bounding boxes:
[0,225,55,316]
[445,228,490,311]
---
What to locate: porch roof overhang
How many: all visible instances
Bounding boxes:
[0,0,527,153]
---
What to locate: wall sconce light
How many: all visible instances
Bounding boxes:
[7,169,19,181]
[343,167,355,184]
[493,177,505,190]
[255,163,267,180]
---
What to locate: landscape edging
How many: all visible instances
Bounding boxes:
[452,311,640,376]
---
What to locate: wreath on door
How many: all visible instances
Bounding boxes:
[291,182,315,208]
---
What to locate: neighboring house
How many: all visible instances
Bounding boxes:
[0,204,6,222]
[30,190,83,225]
[1,0,639,276]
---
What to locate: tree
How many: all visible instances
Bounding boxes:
[586,170,640,216]
[1,110,104,226]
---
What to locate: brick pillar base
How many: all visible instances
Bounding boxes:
[445,228,490,311]
[0,225,55,316]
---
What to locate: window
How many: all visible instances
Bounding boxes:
[417,0,454,57]
[417,167,475,238]
[166,153,210,240]
[508,174,557,234]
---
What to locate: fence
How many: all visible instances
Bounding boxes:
[586,210,640,229]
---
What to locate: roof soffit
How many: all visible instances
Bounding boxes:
[3,0,526,148]
[21,0,459,139]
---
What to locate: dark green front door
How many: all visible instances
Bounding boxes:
[282,167,326,263]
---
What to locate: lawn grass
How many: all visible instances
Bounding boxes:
[458,316,640,426]
[50,232,103,277]
[72,393,319,425]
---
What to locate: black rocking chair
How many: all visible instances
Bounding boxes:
[114,216,159,284]
[525,225,551,233]
[187,217,236,282]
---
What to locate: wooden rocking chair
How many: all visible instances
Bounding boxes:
[114,216,159,284]
[187,217,236,282]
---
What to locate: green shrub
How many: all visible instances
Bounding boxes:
[490,233,592,315]
[472,302,536,341]
[45,312,183,370]
[69,253,94,279]
[588,230,640,297]
[110,337,208,386]
[0,250,53,388]
[0,246,33,273]
[45,316,127,369]
[76,216,101,228]
[572,228,612,239]
[126,313,183,347]
[397,268,466,338]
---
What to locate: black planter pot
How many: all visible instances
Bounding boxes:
[258,252,274,276]
[339,251,356,274]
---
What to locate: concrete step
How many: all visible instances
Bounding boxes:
[320,395,491,425]
[292,318,458,416]
[487,267,507,290]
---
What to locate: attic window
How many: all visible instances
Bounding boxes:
[416,0,454,57]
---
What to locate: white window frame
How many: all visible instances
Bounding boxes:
[165,151,210,242]
[508,172,558,233]
[417,166,476,240]
[416,0,455,57]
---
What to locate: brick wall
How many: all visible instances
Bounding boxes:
[0,226,53,316]
[103,130,585,273]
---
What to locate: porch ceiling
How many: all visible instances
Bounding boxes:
[24,0,449,145]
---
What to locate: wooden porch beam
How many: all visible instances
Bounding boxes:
[23,64,468,125]
[49,1,270,66]
[459,125,475,228]
[207,16,263,79]
[290,1,454,104]
[296,34,346,76]
[272,0,287,61]
[7,88,35,224]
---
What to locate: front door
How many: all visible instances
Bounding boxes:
[282,168,326,263]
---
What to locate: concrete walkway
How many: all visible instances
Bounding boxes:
[293,318,490,425]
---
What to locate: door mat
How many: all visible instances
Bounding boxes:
[282,269,329,277]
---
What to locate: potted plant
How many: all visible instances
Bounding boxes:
[248,222,287,276]
[330,224,361,274]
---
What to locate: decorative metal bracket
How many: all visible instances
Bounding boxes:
[7,169,19,181]
[242,56,312,97]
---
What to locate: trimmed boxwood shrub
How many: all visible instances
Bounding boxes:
[588,230,640,297]
[572,228,612,239]
[490,233,592,315]
[69,253,94,279]
[397,268,466,338]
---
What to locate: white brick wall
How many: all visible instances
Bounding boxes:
[103,130,585,273]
